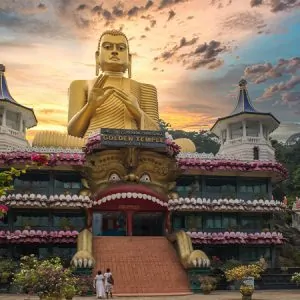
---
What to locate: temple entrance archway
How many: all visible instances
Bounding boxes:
[91,197,168,237]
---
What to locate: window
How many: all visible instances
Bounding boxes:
[13,212,49,229]
[14,173,50,194]
[223,215,237,229]
[185,215,202,231]
[239,247,271,262]
[240,216,262,230]
[92,212,126,236]
[239,178,268,196]
[0,214,8,227]
[52,246,76,266]
[6,111,19,131]
[172,215,185,231]
[230,122,242,139]
[246,121,260,137]
[205,177,236,197]
[176,176,201,197]
[205,215,222,229]
[53,213,85,231]
[54,173,82,194]
[253,147,259,160]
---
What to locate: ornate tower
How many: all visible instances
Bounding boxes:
[210,79,280,161]
[0,64,37,150]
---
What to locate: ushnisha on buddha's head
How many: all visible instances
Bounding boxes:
[95,29,131,76]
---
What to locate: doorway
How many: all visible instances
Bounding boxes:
[132,212,164,236]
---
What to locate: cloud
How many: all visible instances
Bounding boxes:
[245,57,300,83]
[260,75,300,99]
[221,11,265,31]
[167,9,176,21]
[145,0,154,9]
[158,0,187,10]
[250,0,263,7]
[249,0,300,12]
[154,37,226,70]
[269,0,300,13]
[128,6,141,17]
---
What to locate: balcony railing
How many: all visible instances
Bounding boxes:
[224,136,272,146]
[0,126,24,139]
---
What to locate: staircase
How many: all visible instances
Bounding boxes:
[93,236,191,295]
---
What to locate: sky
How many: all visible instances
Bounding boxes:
[0,0,300,142]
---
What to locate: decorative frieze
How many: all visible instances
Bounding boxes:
[168,198,285,212]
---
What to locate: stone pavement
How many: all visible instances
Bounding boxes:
[0,290,300,300]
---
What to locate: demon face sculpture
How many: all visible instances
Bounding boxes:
[84,148,179,205]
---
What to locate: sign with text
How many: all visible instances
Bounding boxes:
[100,128,166,149]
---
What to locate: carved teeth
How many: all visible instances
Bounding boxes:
[96,192,166,207]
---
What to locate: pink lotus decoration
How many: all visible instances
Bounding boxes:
[0,151,85,167]
[177,154,288,180]
[168,198,285,212]
[2,230,78,244]
[186,231,284,245]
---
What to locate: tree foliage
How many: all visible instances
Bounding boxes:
[0,167,26,197]
[159,119,220,154]
[272,140,300,203]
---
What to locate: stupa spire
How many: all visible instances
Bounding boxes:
[230,79,257,115]
[0,64,17,103]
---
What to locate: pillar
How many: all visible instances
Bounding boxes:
[165,211,171,234]
[242,120,246,139]
[226,126,230,142]
[259,121,264,138]
[126,211,133,236]
[2,108,6,126]
[19,115,23,132]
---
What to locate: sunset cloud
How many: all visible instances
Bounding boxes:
[0,0,299,141]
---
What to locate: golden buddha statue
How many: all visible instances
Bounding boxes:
[33,29,195,152]
[33,30,160,147]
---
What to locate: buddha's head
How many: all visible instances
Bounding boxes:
[96,30,130,74]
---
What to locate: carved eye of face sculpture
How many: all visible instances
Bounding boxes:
[108,173,121,182]
[140,173,151,183]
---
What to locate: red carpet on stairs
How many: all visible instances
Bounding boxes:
[93,236,191,295]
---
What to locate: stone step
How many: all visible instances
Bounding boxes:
[93,236,191,295]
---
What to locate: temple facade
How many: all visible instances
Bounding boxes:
[0,65,287,294]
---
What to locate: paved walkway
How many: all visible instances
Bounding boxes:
[0,290,300,300]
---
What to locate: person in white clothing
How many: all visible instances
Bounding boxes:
[104,268,113,298]
[94,270,105,299]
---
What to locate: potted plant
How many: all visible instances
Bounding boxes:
[62,283,77,300]
[225,262,265,299]
[291,272,300,286]
[240,285,254,300]
[198,276,217,295]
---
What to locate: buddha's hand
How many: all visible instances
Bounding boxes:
[87,75,112,110]
[110,88,143,120]
[87,87,115,110]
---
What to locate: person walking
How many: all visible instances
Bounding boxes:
[94,270,105,299]
[104,268,114,298]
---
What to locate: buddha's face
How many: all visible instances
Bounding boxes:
[97,34,129,73]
